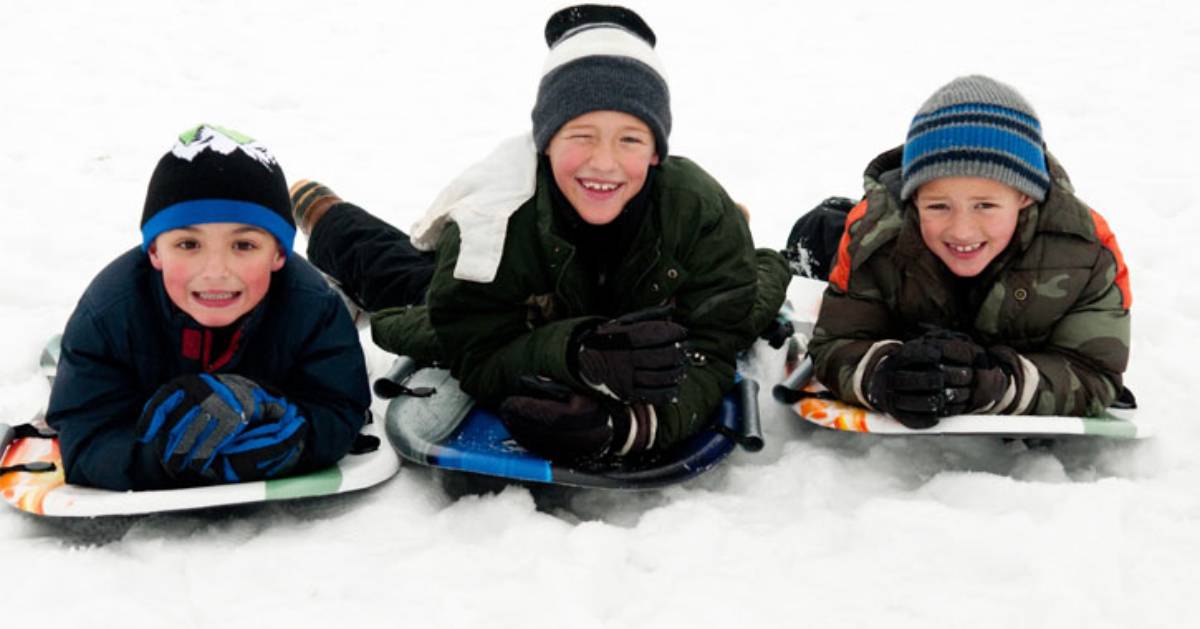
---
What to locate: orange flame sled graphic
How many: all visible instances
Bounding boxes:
[1,437,66,515]
[796,385,871,432]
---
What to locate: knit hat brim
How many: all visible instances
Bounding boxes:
[141,199,297,252]
[533,55,670,155]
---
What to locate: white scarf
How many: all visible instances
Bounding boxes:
[409,133,538,283]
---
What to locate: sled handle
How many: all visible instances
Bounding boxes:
[0,422,13,455]
[372,356,420,399]
[736,378,764,452]
[772,355,814,404]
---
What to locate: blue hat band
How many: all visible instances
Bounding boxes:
[141,199,296,253]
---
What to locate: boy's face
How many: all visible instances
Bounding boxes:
[148,222,285,328]
[915,177,1033,278]
[545,110,659,226]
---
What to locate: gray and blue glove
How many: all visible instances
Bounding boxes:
[136,373,308,483]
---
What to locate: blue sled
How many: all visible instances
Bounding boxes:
[377,359,762,490]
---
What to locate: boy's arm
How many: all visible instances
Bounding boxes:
[282,294,371,472]
[1006,242,1130,416]
[46,303,171,491]
[425,223,598,406]
[808,280,902,407]
[651,207,781,448]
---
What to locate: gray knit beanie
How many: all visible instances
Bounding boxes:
[901,75,1050,202]
[531,4,671,157]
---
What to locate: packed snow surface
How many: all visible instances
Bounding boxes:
[1,1,1196,627]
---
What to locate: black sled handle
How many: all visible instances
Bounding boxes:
[772,355,815,404]
[372,356,420,399]
[736,378,764,452]
[0,423,13,457]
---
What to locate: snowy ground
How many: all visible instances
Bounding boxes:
[1,1,1198,626]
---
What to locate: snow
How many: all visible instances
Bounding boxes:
[1,0,1197,626]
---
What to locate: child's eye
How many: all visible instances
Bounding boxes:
[975,202,998,210]
[620,135,647,145]
[175,240,199,250]
[233,240,259,251]
[921,203,950,212]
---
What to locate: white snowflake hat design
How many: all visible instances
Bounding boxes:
[171,124,277,169]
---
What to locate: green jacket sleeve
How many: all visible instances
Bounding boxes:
[808,281,901,407]
[1017,245,1130,416]
[424,222,597,405]
[651,202,766,448]
[369,304,443,366]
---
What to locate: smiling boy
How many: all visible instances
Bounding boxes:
[808,76,1131,428]
[46,125,370,490]
[295,4,790,461]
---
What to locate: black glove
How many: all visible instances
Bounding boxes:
[212,386,308,483]
[865,340,946,429]
[866,331,1015,428]
[137,374,307,483]
[498,377,656,461]
[920,330,1011,414]
[574,307,688,405]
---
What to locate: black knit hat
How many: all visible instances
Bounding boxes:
[141,124,295,252]
[531,4,671,156]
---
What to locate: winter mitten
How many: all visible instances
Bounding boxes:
[137,374,304,482]
[864,339,946,429]
[498,377,657,461]
[289,179,343,236]
[211,388,308,483]
[137,374,261,481]
[574,307,688,405]
[915,329,1013,415]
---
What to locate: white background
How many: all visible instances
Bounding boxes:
[1,1,1196,627]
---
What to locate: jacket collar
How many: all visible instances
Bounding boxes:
[150,268,266,372]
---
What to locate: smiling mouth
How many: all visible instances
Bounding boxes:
[193,290,242,306]
[578,179,623,194]
[947,242,984,255]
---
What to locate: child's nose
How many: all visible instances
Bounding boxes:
[200,252,232,277]
[946,209,977,238]
[588,142,617,170]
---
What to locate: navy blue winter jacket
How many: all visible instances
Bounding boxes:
[46,247,371,491]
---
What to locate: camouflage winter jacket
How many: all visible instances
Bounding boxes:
[371,156,791,450]
[809,147,1131,417]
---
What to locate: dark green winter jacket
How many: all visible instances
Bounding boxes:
[809,147,1130,417]
[372,156,790,449]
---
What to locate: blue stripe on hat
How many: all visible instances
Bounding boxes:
[908,112,1042,144]
[140,199,296,253]
[904,149,1051,192]
[903,125,1046,172]
[912,102,1041,131]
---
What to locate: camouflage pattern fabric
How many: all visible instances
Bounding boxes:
[809,147,1130,417]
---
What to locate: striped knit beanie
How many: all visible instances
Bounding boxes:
[531,4,671,157]
[901,75,1050,202]
[141,124,295,253]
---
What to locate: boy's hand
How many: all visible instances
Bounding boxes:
[919,330,1011,414]
[864,341,945,428]
[498,377,656,460]
[137,374,307,483]
[574,307,688,405]
[213,389,308,483]
[866,330,1015,427]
